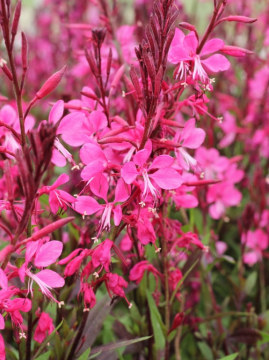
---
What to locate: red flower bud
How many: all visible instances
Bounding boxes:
[20,217,74,246]
[35,65,67,99]
[11,0,22,37]
[21,32,28,71]
[220,45,253,57]
[218,16,257,24]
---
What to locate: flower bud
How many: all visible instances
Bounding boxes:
[35,65,67,100]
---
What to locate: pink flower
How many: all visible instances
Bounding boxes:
[0,334,5,360]
[104,273,131,307]
[175,118,205,171]
[74,177,129,238]
[91,239,113,273]
[38,174,76,214]
[121,142,182,202]
[79,142,108,182]
[168,29,230,83]
[129,261,160,284]
[207,182,242,219]
[242,229,268,266]
[19,240,65,303]
[80,283,96,309]
[34,312,54,343]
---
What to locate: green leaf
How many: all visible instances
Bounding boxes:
[170,258,200,304]
[244,272,257,295]
[77,347,91,360]
[198,342,213,360]
[33,320,63,359]
[89,351,102,359]
[257,331,269,346]
[90,336,151,356]
[217,353,239,360]
[146,290,165,350]
[35,351,51,360]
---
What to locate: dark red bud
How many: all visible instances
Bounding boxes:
[21,32,28,71]
[35,65,67,99]
[11,0,21,37]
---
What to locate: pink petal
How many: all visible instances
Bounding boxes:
[209,201,225,219]
[149,155,174,170]
[183,32,198,54]
[121,162,138,184]
[113,205,122,226]
[170,28,185,48]
[80,143,106,165]
[243,252,260,266]
[133,149,150,166]
[34,241,63,268]
[202,54,230,72]
[150,168,182,189]
[26,241,41,264]
[0,105,16,126]
[57,112,88,146]
[51,149,67,167]
[0,269,7,290]
[51,174,69,190]
[81,86,96,109]
[0,314,5,330]
[90,173,108,201]
[36,269,65,288]
[201,38,225,56]
[89,110,107,133]
[168,46,190,64]
[74,196,103,215]
[24,115,35,133]
[115,178,130,203]
[174,194,198,208]
[81,161,106,181]
[49,192,60,214]
[49,100,64,124]
[181,119,206,149]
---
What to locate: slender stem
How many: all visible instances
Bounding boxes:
[259,261,266,313]
[26,310,33,360]
[0,0,26,147]
[197,0,226,54]
[66,311,89,360]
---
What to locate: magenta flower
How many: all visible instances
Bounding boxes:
[104,272,131,308]
[207,182,242,219]
[80,142,108,182]
[34,312,54,343]
[74,177,129,238]
[0,334,5,360]
[19,240,65,304]
[242,229,268,266]
[129,261,160,284]
[121,143,182,202]
[175,118,205,171]
[38,174,76,214]
[80,283,96,310]
[168,29,230,83]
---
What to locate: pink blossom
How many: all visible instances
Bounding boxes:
[175,118,205,171]
[207,182,242,219]
[168,29,230,83]
[242,229,268,266]
[129,261,160,284]
[0,334,5,360]
[121,142,182,202]
[74,177,129,237]
[38,174,76,214]
[34,312,54,343]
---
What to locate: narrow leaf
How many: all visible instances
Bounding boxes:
[146,290,165,350]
